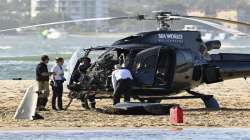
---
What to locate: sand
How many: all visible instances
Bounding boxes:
[1,79,250,129]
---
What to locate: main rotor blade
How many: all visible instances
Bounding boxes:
[171,16,248,36]
[0,16,133,33]
[183,15,250,27]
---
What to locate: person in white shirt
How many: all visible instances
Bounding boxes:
[111,64,133,105]
[51,57,65,111]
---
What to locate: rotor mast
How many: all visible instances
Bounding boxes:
[154,11,174,30]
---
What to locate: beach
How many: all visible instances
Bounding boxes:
[1,79,250,129]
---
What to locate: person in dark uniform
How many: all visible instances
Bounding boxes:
[67,57,95,109]
[111,64,133,105]
[78,57,91,74]
[69,57,91,85]
[36,55,53,111]
[78,57,92,87]
[51,57,65,111]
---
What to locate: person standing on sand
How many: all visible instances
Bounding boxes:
[111,64,133,105]
[51,57,66,111]
[36,55,53,111]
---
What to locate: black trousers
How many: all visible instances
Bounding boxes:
[52,80,63,109]
[113,79,132,105]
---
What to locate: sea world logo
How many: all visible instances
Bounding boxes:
[157,33,184,44]
[158,33,183,40]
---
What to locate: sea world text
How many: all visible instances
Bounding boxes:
[158,33,183,40]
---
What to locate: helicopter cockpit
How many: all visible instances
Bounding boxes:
[68,46,130,91]
[68,43,178,93]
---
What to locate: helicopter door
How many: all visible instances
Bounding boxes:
[133,46,161,86]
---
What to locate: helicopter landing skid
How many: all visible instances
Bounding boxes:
[66,90,220,110]
[186,90,220,109]
[138,90,220,110]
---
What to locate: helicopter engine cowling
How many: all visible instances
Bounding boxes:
[205,40,221,51]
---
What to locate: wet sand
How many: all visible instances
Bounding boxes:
[1,79,250,128]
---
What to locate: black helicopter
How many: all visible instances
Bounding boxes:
[1,11,250,111]
[64,11,250,110]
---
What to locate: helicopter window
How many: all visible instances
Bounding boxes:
[102,51,118,61]
[155,50,171,85]
[86,50,107,63]
[133,53,158,75]
[127,49,143,69]
[141,55,157,70]
[133,48,160,73]
[97,48,115,59]
[96,48,119,62]
[94,49,119,71]
[132,46,161,86]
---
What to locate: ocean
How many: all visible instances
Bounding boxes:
[0,33,250,80]
[0,33,122,80]
[0,128,250,140]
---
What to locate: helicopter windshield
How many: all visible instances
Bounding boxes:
[97,48,116,60]
[87,50,107,63]
[95,48,119,67]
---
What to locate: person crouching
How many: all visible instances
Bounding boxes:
[111,64,133,105]
[51,57,66,111]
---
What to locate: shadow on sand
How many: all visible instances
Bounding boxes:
[185,107,250,112]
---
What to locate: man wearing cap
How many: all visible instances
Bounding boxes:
[111,64,133,105]
[36,55,53,111]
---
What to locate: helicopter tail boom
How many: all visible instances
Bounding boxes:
[209,53,250,81]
